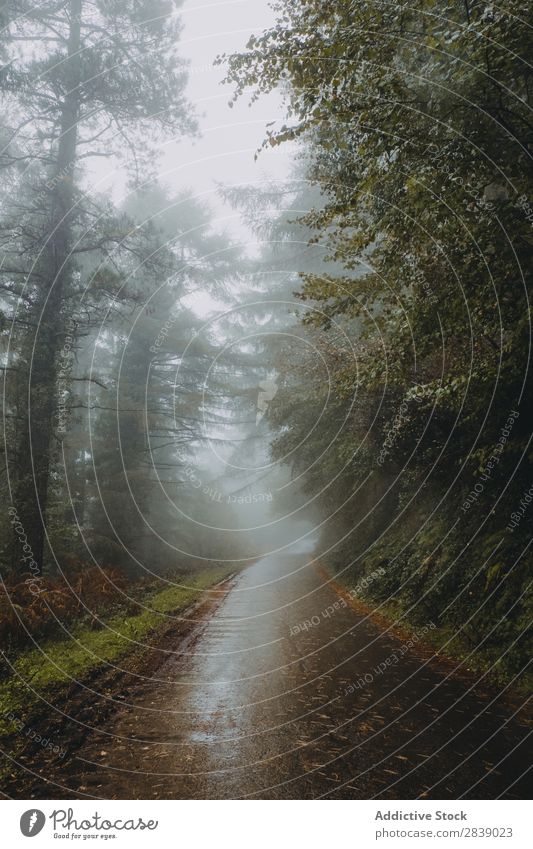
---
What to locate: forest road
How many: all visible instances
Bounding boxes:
[22,553,532,799]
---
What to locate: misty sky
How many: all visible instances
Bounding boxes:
[174,0,293,235]
[90,0,293,252]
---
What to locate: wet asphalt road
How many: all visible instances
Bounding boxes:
[42,554,532,798]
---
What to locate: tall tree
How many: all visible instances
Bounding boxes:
[1,0,194,570]
[223,0,533,672]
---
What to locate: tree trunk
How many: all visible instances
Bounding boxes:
[13,0,82,573]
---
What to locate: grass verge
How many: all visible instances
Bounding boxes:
[0,565,233,738]
[318,562,532,699]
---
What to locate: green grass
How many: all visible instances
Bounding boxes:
[0,566,233,737]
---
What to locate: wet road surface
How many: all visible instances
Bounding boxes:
[25,554,532,798]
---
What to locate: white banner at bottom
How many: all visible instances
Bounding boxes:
[2,799,530,848]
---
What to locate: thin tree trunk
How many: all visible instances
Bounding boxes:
[14,0,82,573]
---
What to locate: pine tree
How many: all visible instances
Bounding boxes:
[1,0,195,570]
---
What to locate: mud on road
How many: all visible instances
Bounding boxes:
[3,555,531,800]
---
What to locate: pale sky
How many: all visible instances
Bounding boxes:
[86,0,294,314]
[168,0,294,314]
[169,0,293,237]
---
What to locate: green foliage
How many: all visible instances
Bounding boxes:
[225,0,533,681]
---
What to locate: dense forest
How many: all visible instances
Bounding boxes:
[224,0,533,680]
[0,0,531,803]
[0,2,272,647]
